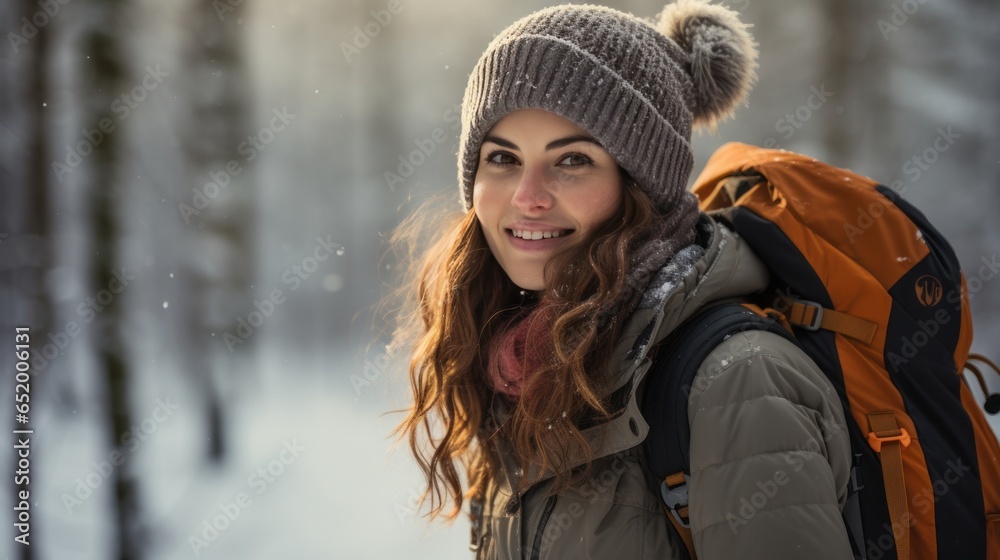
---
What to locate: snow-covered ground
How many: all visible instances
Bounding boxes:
[14,342,469,560]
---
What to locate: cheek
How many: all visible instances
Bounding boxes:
[473,181,508,228]
[587,182,624,226]
[472,183,483,210]
[473,191,500,249]
[472,186,488,221]
[472,181,495,216]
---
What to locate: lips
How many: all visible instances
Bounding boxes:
[504,226,574,251]
[511,229,569,240]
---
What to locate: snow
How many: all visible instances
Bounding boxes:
[2,0,998,557]
[21,345,469,560]
[639,244,705,311]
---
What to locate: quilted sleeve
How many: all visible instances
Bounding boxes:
[686,329,854,559]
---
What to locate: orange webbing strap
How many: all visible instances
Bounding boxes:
[662,502,696,558]
[784,299,878,345]
[662,472,696,558]
[867,412,911,560]
[740,303,794,333]
[969,353,1000,377]
[967,354,1000,413]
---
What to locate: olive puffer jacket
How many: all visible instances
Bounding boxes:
[470,216,855,559]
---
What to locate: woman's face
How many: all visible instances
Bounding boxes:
[472,109,623,291]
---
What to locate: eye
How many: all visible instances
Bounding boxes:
[485,151,518,167]
[557,153,593,167]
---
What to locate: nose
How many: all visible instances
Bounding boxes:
[510,166,554,212]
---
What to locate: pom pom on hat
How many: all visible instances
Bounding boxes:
[656,0,758,130]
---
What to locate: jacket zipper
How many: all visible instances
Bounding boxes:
[528,495,558,560]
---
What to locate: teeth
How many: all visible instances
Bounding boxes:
[513,230,564,239]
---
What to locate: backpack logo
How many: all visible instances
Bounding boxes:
[915,275,943,307]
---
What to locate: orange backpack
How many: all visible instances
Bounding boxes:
[643,142,1000,559]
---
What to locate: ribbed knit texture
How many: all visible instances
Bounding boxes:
[458,5,698,221]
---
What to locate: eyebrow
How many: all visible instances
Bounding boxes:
[483,134,603,151]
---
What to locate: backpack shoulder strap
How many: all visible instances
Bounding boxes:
[641,302,793,558]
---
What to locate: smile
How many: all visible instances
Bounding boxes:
[510,229,570,240]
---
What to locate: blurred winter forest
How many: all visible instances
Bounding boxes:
[0,0,997,558]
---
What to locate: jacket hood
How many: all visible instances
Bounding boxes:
[488,213,771,493]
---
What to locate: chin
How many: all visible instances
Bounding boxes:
[510,278,544,292]
[505,270,545,292]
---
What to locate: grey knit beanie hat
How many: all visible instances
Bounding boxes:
[457,0,758,215]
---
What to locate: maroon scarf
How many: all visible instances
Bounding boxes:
[486,304,555,402]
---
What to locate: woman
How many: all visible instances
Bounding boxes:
[393,1,854,558]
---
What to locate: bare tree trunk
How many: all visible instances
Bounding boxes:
[856,1,893,180]
[176,0,255,463]
[4,0,59,556]
[17,0,51,555]
[348,0,406,341]
[819,0,854,165]
[80,0,143,557]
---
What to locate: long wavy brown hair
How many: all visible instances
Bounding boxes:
[390,174,660,521]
